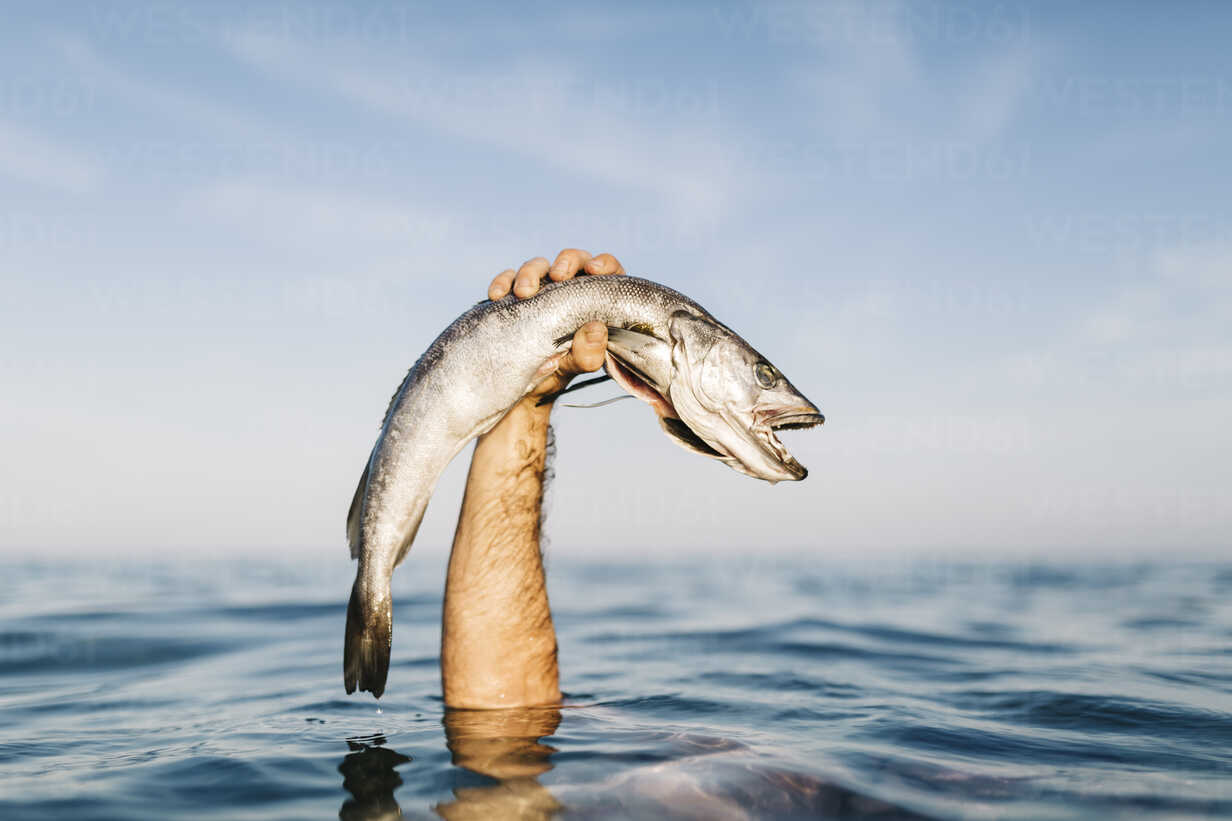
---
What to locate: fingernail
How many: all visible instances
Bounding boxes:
[585,325,605,342]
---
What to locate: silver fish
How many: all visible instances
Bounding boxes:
[345,274,823,697]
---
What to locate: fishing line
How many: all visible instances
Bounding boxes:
[562,395,635,409]
[535,373,613,406]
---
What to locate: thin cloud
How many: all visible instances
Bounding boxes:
[1156,240,1232,292]
[789,0,1041,145]
[0,120,103,193]
[223,30,736,223]
[183,178,458,248]
[53,34,283,143]
[999,236,1232,395]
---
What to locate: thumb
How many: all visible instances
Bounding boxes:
[558,321,607,376]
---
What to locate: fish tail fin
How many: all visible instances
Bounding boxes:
[344,576,392,698]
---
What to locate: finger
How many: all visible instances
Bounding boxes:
[488,269,516,301]
[558,321,607,375]
[549,248,593,281]
[513,257,550,298]
[585,253,625,276]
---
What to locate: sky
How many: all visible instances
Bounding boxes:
[1,1,1229,560]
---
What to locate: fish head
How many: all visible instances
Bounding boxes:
[665,311,824,483]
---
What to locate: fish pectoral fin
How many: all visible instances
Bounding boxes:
[605,327,673,393]
[346,461,370,559]
[659,416,725,458]
[606,353,676,418]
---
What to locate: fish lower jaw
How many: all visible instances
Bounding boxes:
[751,408,822,480]
[757,427,809,481]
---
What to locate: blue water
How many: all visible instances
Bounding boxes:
[1,557,1230,819]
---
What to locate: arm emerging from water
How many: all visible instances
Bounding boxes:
[441,249,625,708]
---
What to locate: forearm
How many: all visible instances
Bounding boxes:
[440,247,623,708]
[441,396,561,709]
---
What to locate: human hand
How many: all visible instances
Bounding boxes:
[487,249,625,400]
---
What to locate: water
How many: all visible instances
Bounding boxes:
[2,556,1230,820]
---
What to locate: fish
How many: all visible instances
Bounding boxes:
[345,274,823,697]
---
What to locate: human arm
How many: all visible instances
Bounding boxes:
[440,249,624,708]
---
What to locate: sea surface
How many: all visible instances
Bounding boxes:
[1,556,1229,820]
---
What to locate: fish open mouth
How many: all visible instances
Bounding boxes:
[606,352,823,480]
[757,409,825,478]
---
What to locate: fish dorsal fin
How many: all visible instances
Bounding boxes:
[381,369,413,429]
[346,461,370,558]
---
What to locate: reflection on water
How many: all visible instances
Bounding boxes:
[436,707,563,820]
[339,710,563,821]
[338,707,935,820]
[339,735,412,821]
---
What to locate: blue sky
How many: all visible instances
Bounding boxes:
[2,1,1229,558]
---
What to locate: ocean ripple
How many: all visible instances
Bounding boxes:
[0,557,1228,820]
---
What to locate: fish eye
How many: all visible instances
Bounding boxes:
[754,362,778,389]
